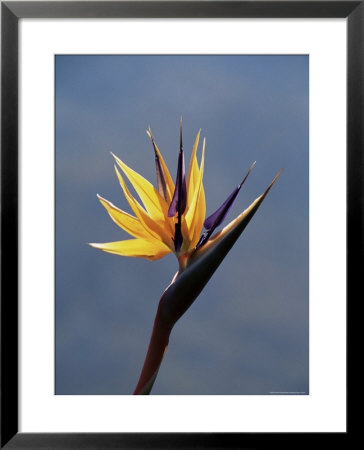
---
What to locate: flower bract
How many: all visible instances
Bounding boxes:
[90,122,277,268]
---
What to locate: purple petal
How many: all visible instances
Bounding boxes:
[197,162,256,248]
[154,152,168,201]
[168,119,187,217]
[173,223,183,252]
[204,161,256,231]
[147,128,168,201]
[204,187,240,231]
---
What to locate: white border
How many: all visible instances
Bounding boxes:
[20,19,346,432]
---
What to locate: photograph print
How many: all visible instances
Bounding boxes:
[55,55,309,395]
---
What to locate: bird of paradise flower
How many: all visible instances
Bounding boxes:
[90,119,282,394]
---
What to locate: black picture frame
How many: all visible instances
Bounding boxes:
[1,1,357,448]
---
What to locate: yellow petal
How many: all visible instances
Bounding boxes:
[114,166,174,250]
[193,184,206,244]
[97,194,150,240]
[89,238,172,261]
[111,153,169,222]
[186,130,201,206]
[184,138,206,248]
[146,129,175,203]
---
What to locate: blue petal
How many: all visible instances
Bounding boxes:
[197,161,256,248]
[148,128,168,201]
[155,155,168,201]
[173,223,183,252]
[168,119,187,217]
[204,186,240,231]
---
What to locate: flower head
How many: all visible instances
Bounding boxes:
[90,121,280,270]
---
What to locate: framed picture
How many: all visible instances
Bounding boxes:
[1,1,356,447]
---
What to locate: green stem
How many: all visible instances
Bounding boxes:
[133,300,173,395]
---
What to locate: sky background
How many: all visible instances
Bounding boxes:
[55,55,309,395]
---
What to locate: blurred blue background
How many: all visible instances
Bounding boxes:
[55,55,308,395]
